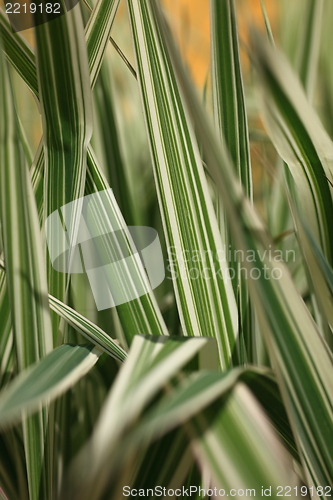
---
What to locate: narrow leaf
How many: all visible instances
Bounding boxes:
[127,0,238,369]
[150,4,333,486]
[0,344,101,426]
[0,32,53,500]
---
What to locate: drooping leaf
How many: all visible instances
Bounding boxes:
[0,344,102,427]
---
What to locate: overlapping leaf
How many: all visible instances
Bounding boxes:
[33,2,93,339]
[127,0,238,369]
[254,37,333,267]
[210,0,253,363]
[0,344,102,426]
[145,0,333,486]
[61,335,218,500]
[1,1,169,346]
[0,33,53,500]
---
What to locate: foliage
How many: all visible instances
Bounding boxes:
[0,0,332,499]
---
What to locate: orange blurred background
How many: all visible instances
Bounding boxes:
[162,0,278,87]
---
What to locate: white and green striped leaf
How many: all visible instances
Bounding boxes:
[0,344,102,427]
[210,0,253,363]
[62,335,217,500]
[2,3,169,345]
[0,11,38,97]
[211,0,252,198]
[85,0,120,87]
[131,366,298,462]
[127,0,238,369]
[290,208,333,344]
[33,2,93,336]
[0,269,13,387]
[0,33,53,500]
[148,1,333,486]
[253,38,333,267]
[297,0,323,103]
[190,384,298,497]
[0,257,127,361]
[49,295,127,361]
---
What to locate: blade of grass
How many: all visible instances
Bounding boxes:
[85,150,169,342]
[0,254,126,362]
[253,37,333,267]
[211,0,252,198]
[0,33,53,500]
[189,384,298,497]
[93,60,136,225]
[259,0,275,46]
[0,270,13,387]
[126,0,238,369]
[0,11,38,98]
[84,0,120,87]
[1,3,169,345]
[81,0,137,79]
[297,0,323,103]
[285,0,328,339]
[62,335,217,500]
[0,344,102,427]
[65,365,298,500]
[132,366,298,462]
[150,3,333,486]
[129,429,193,497]
[255,34,333,343]
[210,0,253,364]
[48,295,127,361]
[33,2,93,339]
[290,207,333,344]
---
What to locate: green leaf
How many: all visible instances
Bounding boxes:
[259,0,275,46]
[0,255,126,362]
[297,0,323,102]
[85,150,169,343]
[127,0,238,369]
[210,0,253,363]
[134,366,298,462]
[290,207,333,345]
[85,0,120,87]
[1,4,169,346]
[0,344,102,427]
[61,335,218,500]
[49,295,127,362]
[93,60,135,225]
[0,269,13,387]
[0,31,53,500]
[33,2,93,337]
[64,362,298,500]
[0,11,38,96]
[253,37,333,267]
[149,2,333,486]
[190,384,298,496]
[211,0,252,198]
[127,428,194,497]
